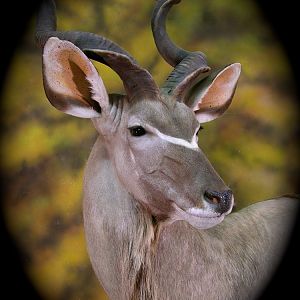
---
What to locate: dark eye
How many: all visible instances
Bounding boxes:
[129,126,146,137]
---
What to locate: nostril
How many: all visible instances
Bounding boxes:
[204,191,221,205]
[204,189,233,213]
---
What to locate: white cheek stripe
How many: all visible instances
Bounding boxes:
[151,127,199,150]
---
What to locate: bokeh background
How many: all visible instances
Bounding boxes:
[1,0,299,299]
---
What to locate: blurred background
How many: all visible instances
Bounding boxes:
[1,0,299,299]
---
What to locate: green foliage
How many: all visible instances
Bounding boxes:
[1,0,299,299]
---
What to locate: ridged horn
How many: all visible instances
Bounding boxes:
[152,0,210,101]
[36,0,159,101]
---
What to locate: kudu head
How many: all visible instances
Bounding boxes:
[36,0,240,229]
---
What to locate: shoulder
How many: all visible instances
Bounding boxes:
[233,195,299,239]
[245,194,299,217]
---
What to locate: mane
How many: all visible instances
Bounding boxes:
[120,202,157,299]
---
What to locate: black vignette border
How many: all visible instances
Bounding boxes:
[0,1,42,299]
[0,0,299,299]
[254,0,300,298]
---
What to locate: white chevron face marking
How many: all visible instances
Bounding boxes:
[149,126,199,150]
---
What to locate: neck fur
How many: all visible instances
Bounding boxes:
[83,135,157,299]
[121,203,156,299]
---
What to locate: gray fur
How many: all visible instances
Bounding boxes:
[36,1,299,299]
[83,135,298,300]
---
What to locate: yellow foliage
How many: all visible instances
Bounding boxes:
[4,196,51,243]
[29,226,88,298]
[2,0,299,299]
[58,0,97,32]
[1,120,93,171]
[49,169,84,220]
[237,83,298,127]
[94,62,124,93]
[128,27,156,65]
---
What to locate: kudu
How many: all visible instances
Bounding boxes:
[35,0,298,299]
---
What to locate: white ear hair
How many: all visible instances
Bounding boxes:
[42,37,109,118]
[193,63,241,123]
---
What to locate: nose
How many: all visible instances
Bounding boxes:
[204,189,233,214]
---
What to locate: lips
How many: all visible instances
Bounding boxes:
[171,201,232,229]
[185,207,222,218]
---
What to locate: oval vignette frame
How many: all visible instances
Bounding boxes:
[0,0,299,299]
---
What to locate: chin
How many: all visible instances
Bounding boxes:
[185,214,225,229]
[171,203,230,230]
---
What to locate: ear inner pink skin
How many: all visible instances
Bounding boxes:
[42,37,108,118]
[193,63,241,123]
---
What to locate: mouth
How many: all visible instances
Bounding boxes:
[171,200,233,230]
[186,207,223,218]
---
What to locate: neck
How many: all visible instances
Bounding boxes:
[83,136,157,299]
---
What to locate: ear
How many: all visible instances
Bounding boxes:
[42,37,109,118]
[191,63,241,123]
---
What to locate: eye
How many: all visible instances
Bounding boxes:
[129,126,147,137]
